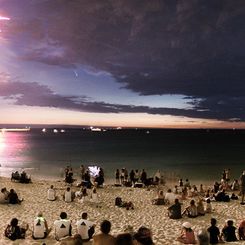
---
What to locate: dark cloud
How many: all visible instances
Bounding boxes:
[0,73,244,121]
[2,0,245,120]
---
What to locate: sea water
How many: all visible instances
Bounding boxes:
[0,128,244,182]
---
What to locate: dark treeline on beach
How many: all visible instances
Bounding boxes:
[0,128,245,181]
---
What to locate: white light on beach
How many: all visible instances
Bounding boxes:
[88,166,100,177]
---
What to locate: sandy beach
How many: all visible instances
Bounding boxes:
[0,176,244,245]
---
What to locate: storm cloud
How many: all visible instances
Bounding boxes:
[2,0,245,121]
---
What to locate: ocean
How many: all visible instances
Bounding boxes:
[0,128,244,182]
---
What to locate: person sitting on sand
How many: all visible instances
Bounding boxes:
[64,187,73,202]
[152,190,165,205]
[0,187,9,204]
[197,199,205,216]
[199,184,205,196]
[222,219,238,242]
[54,212,72,241]
[205,199,212,213]
[238,220,245,240]
[47,185,56,201]
[76,212,95,242]
[164,189,176,205]
[8,189,22,204]
[177,222,196,244]
[92,220,116,245]
[168,198,182,219]
[80,187,89,203]
[215,188,230,202]
[189,185,198,197]
[115,233,134,245]
[207,218,222,244]
[197,229,209,245]
[134,226,154,245]
[33,212,50,239]
[182,200,198,218]
[5,218,28,241]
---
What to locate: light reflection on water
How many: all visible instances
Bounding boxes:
[0,132,34,177]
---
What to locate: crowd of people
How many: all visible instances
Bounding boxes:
[4,212,155,245]
[1,166,245,244]
[115,168,164,187]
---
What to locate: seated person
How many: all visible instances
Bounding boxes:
[8,189,22,204]
[54,212,72,241]
[134,226,154,245]
[182,200,198,218]
[168,198,182,219]
[5,218,28,241]
[152,190,165,205]
[115,233,134,245]
[231,179,239,191]
[11,171,20,181]
[19,171,31,183]
[197,199,205,216]
[33,212,50,239]
[93,220,116,245]
[207,218,222,245]
[0,187,9,204]
[63,187,73,203]
[238,220,245,240]
[215,189,230,202]
[164,189,176,204]
[76,212,95,242]
[197,229,209,245]
[177,222,196,244]
[205,199,212,213]
[222,220,238,242]
[47,185,56,201]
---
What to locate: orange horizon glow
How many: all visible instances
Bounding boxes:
[1,105,245,129]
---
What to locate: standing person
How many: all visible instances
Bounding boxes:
[120,168,125,185]
[207,218,222,244]
[92,220,115,245]
[140,169,147,185]
[54,212,72,241]
[76,212,95,242]
[129,170,135,185]
[47,185,56,201]
[240,170,245,205]
[32,212,49,239]
[80,164,86,180]
[115,169,120,184]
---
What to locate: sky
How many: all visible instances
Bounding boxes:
[1,0,245,128]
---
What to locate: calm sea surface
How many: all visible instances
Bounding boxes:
[0,128,245,182]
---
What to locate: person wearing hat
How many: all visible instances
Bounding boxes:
[177,222,196,244]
